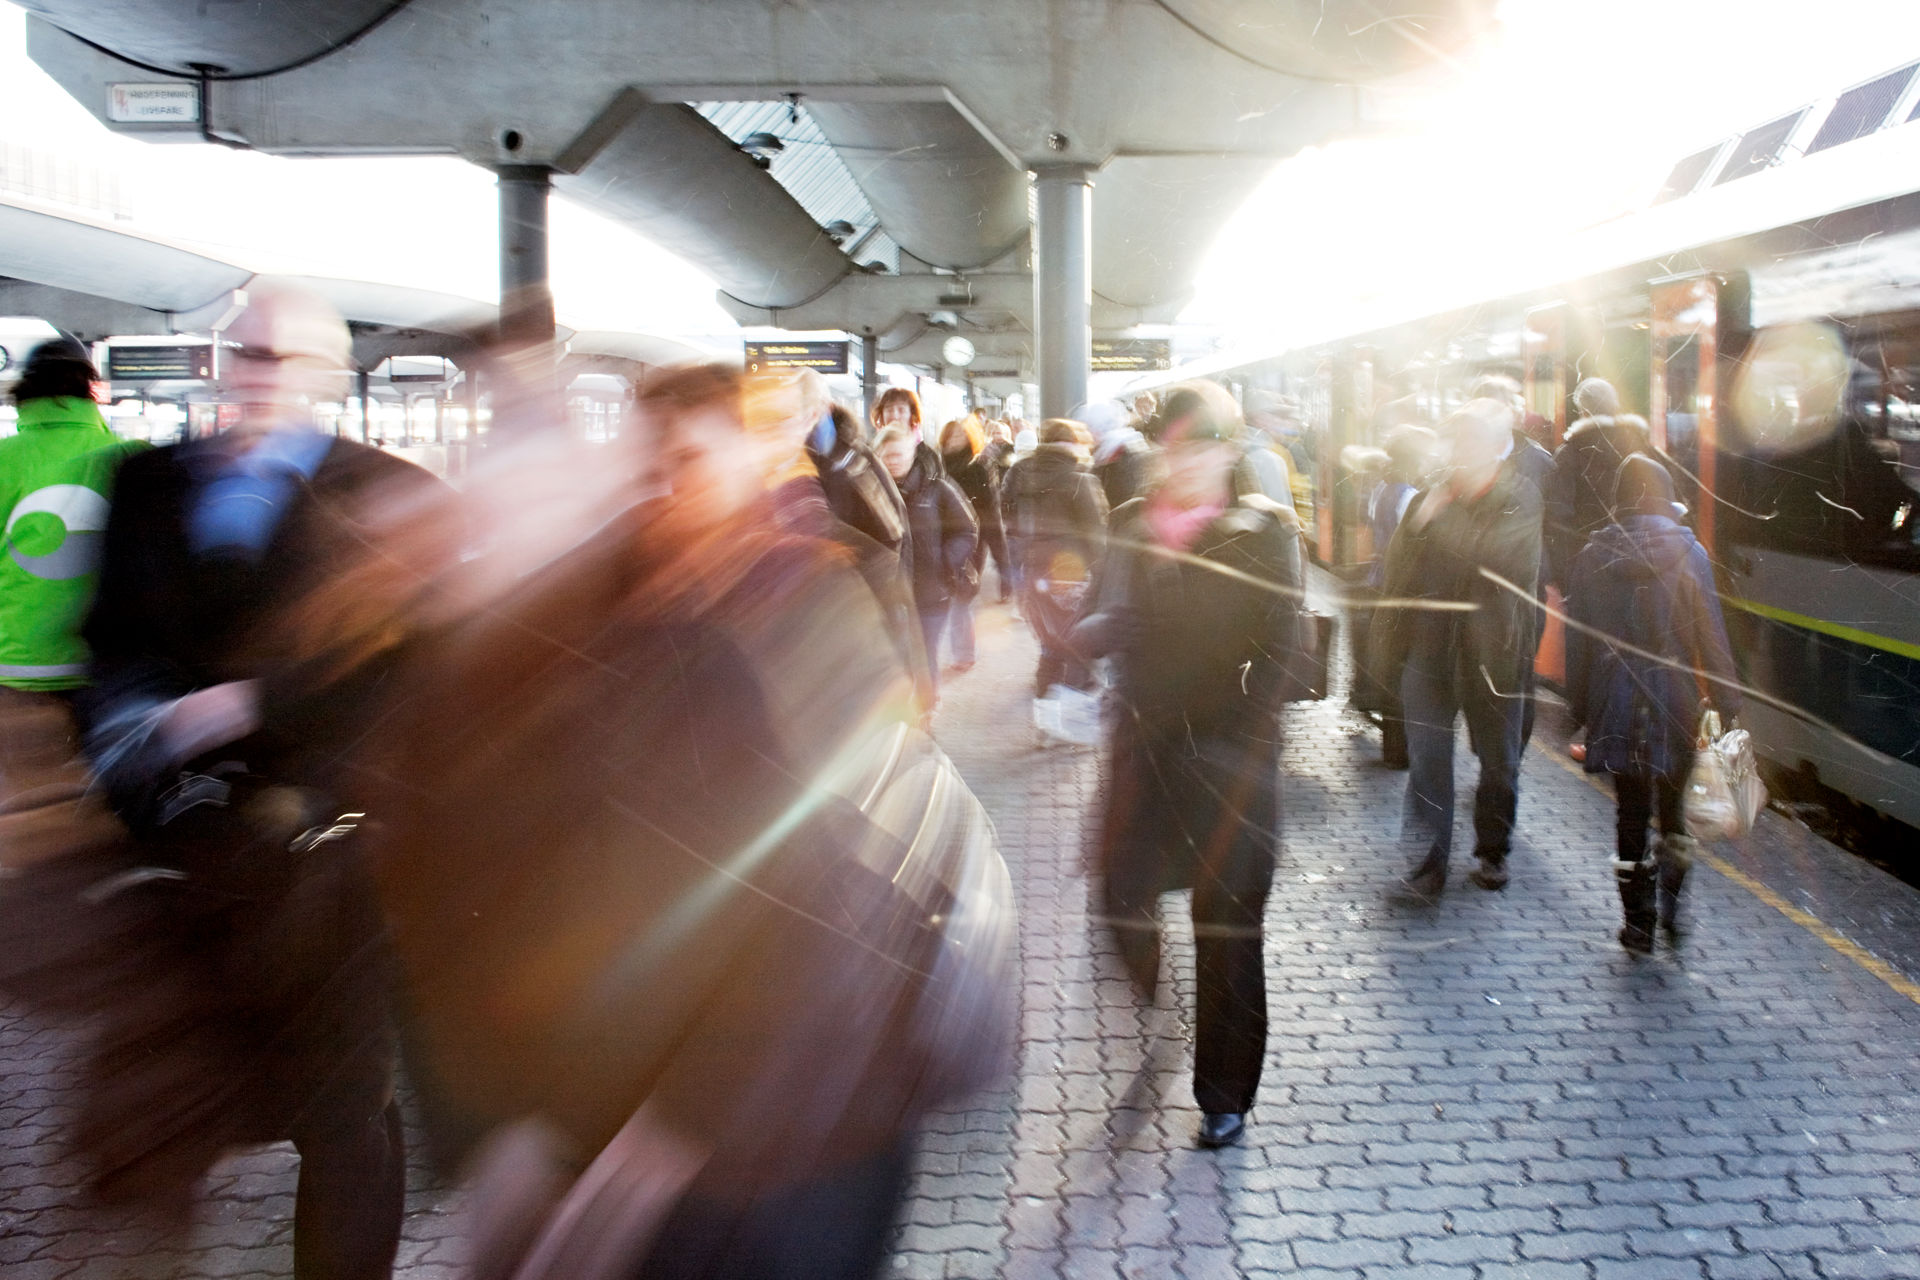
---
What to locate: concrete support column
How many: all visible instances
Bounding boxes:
[497,165,555,346]
[861,332,880,427]
[1032,164,1093,422]
[357,368,372,442]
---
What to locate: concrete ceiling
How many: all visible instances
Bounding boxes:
[23,0,1495,376]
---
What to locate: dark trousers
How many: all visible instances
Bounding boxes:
[291,1097,406,1280]
[1613,755,1691,865]
[637,1138,913,1280]
[1100,730,1277,1115]
[1023,579,1091,697]
[1034,645,1091,697]
[1399,650,1524,869]
[1519,593,1545,750]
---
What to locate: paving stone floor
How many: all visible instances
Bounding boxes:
[4,581,1919,1279]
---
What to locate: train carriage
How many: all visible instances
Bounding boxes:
[1145,104,1920,833]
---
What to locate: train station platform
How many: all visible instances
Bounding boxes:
[4,580,1920,1279]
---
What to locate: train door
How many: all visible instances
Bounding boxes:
[1521,304,1573,684]
[1326,349,1374,567]
[1650,274,1721,553]
[1523,305,1568,447]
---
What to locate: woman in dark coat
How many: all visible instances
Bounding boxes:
[877,426,978,687]
[1001,419,1108,698]
[937,417,1003,672]
[1071,383,1301,1150]
[1566,453,1740,953]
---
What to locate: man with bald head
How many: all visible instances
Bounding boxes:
[77,279,438,1279]
[1370,398,1544,901]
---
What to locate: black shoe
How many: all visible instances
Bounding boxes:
[1618,922,1654,954]
[1198,1112,1245,1148]
[1467,855,1508,891]
[1396,854,1447,903]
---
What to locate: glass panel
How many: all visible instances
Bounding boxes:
[1654,145,1720,203]
[1808,64,1916,153]
[1715,112,1807,184]
[1726,318,1920,565]
[1664,330,1704,512]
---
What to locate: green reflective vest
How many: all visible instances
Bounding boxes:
[0,398,145,691]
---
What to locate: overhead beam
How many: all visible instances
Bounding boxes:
[0,278,173,340]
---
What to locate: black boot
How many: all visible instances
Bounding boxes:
[1615,859,1655,954]
[1655,834,1695,943]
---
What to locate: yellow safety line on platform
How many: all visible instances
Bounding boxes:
[1532,742,1920,1008]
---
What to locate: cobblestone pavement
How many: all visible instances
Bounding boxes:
[894,591,1920,1280]
[5,583,1920,1279]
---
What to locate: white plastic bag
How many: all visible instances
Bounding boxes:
[1033,685,1101,748]
[1684,709,1767,840]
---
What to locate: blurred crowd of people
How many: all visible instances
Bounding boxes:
[1351,373,1739,952]
[0,280,1745,1278]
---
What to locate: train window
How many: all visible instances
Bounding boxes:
[1654,145,1721,204]
[1807,64,1917,154]
[1726,322,1920,566]
[1715,111,1807,185]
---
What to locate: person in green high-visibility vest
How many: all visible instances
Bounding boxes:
[0,338,143,692]
[0,337,143,870]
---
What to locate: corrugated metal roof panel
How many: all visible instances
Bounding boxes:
[693,99,885,265]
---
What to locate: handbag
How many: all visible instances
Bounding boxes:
[1684,708,1767,840]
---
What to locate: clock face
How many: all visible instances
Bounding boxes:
[941,335,976,368]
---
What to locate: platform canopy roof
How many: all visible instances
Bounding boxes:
[0,194,713,373]
[22,0,1495,378]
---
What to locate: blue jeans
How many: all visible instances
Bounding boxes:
[945,595,976,666]
[1399,649,1524,872]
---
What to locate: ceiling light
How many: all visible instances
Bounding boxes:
[740,132,785,169]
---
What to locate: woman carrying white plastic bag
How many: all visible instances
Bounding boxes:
[1566,455,1742,954]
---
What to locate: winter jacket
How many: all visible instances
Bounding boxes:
[1565,514,1740,779]
[0,397,144,690]
[1074,495,1301,743]
[373,516,1006,1192]
[1544,415,1673,588]
[807,435,909,557]
[80,432,446,820]
[942,444,1006,575]
[1367,479,1416,590]
[1370,466,1544,702]
[1092,430,1153,511]
[1001,444,1107,587]
[773,472,933,713]
[894,453,979,611]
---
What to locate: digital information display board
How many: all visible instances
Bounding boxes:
[1091,338,1172,373]
[107,344,214,382]
[744,340,850,374]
